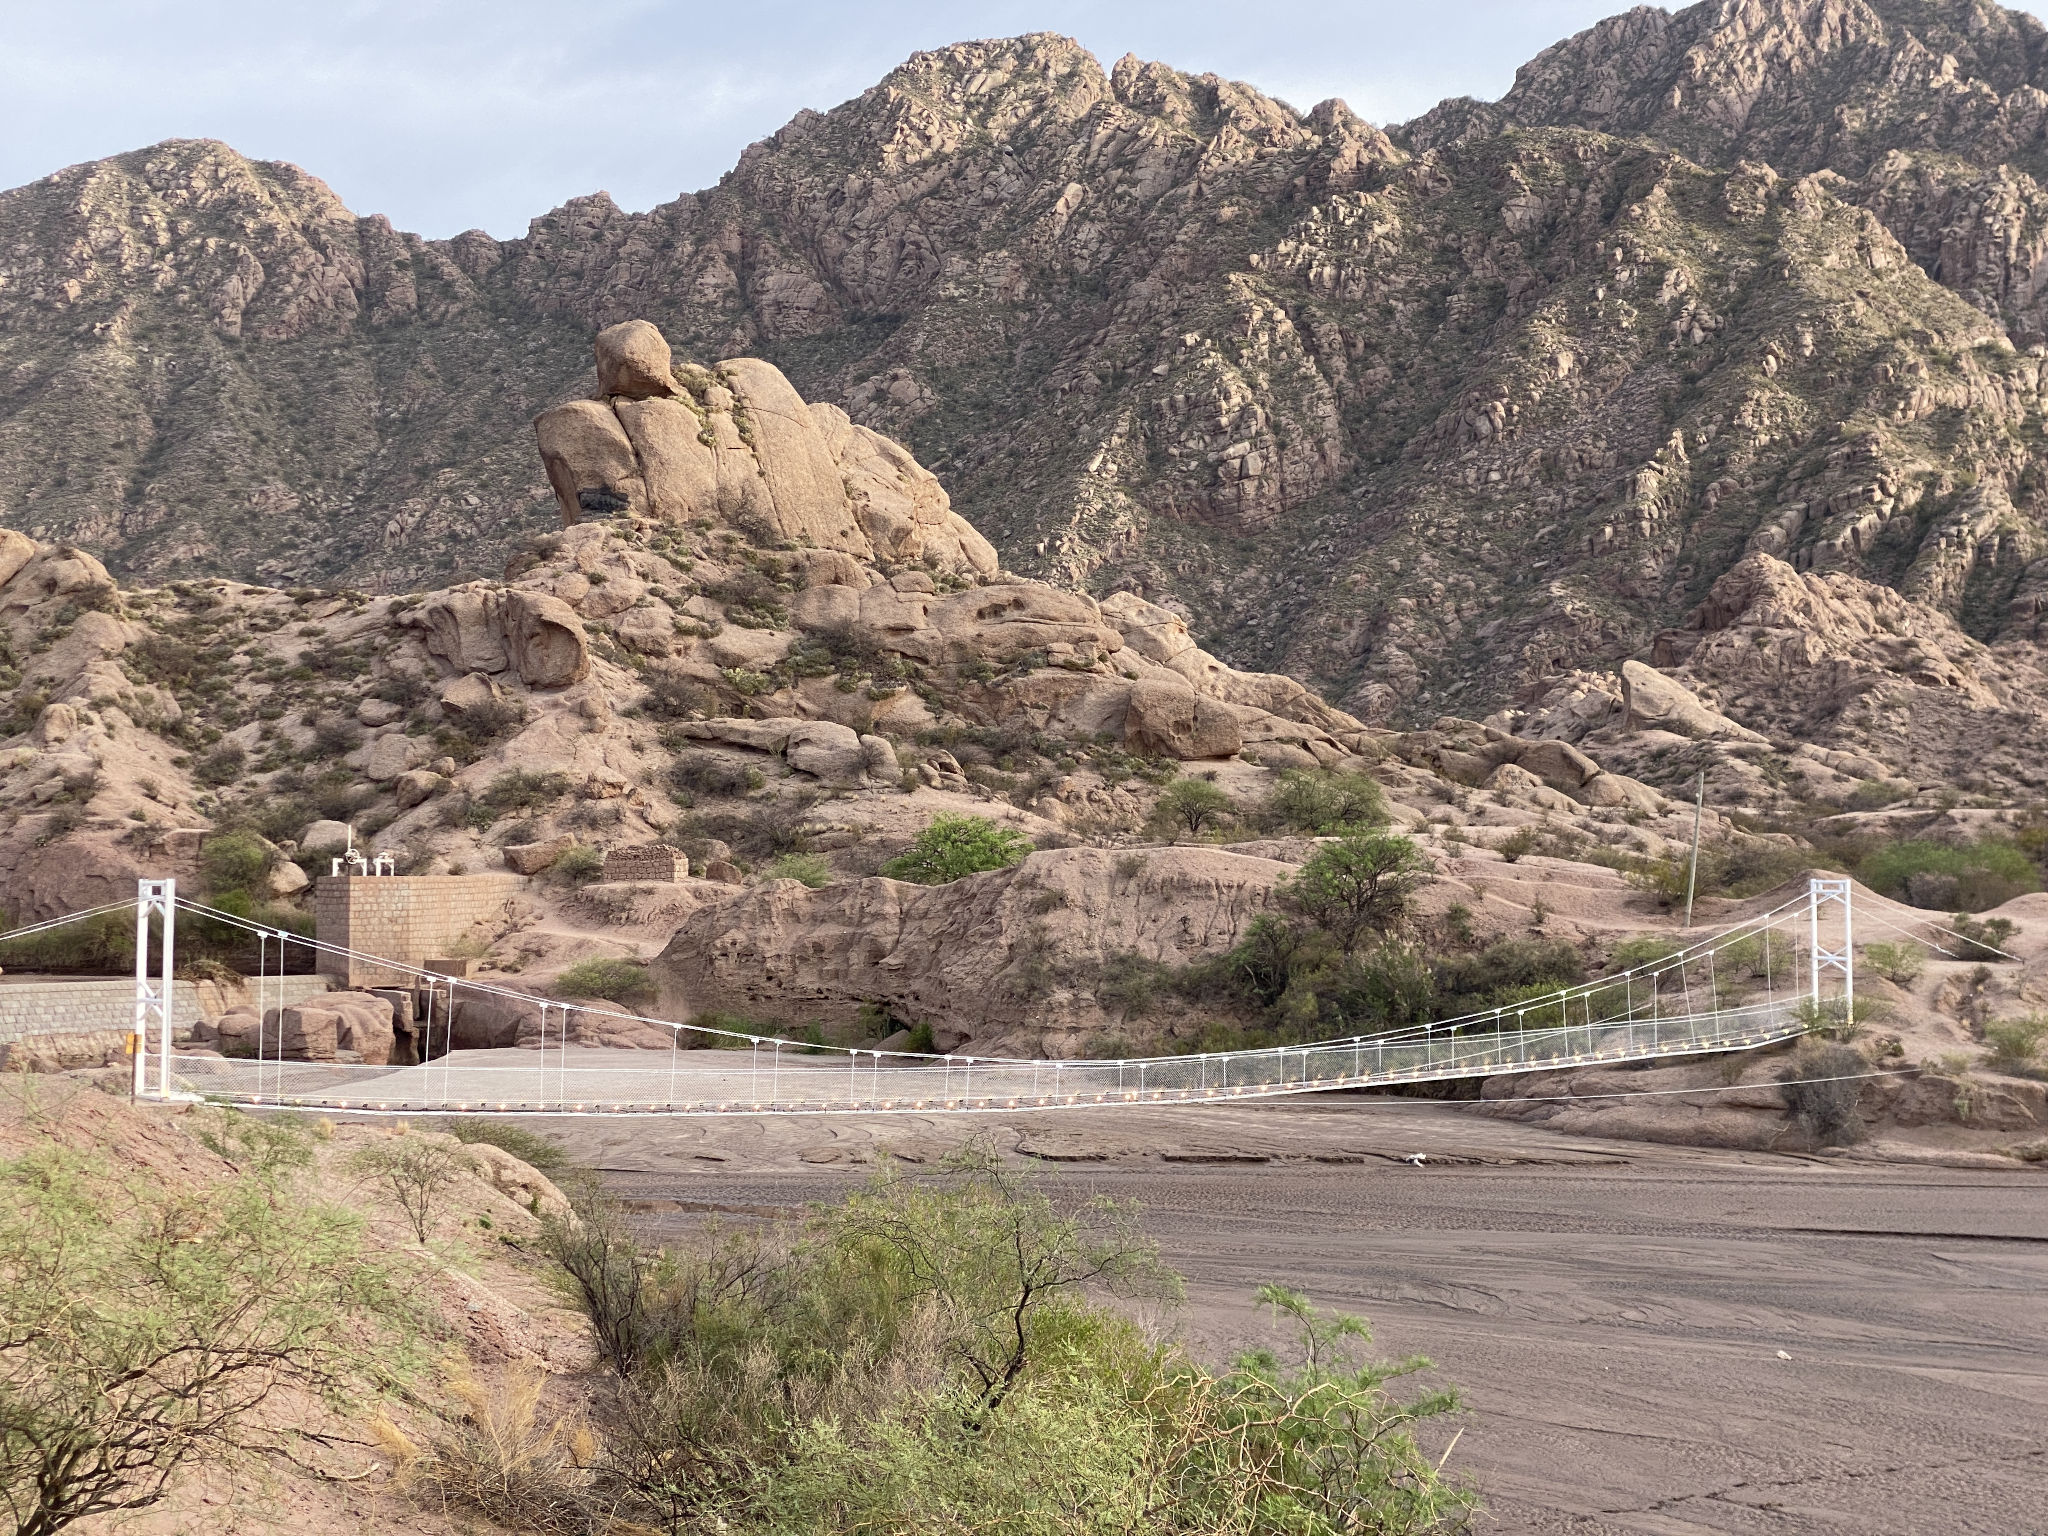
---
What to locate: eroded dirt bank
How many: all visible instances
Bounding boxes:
[555,1101,2048,1536]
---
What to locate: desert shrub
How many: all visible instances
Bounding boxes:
[1858,838,2040,912]
[1780,1042,1867,1145]
[1151,776,1235,839]
[766,852,832,888]
[1284,832,1432,953]
[1845,778,1912,810]
[1432,937,1584,1012]
[880,813,1032,884]
[485,769,571,813]
[310,716,361,758]
[669,752,757,801]
[554,845,605,885]
[720,667,774,697]
[1982,1014,2048,1075]
[193,740,247,786]
[1950,911,2019,961]
[1609,934,1682,972]
[1093,951,1176,1019]
[0,1148,414,1535]
[556,958,656,1006]
[1717,929,1797,980]
[370,670,432,709]
[1792,994,1888,1043]
[643,671,717,720]
[1493,826,1539,863]
[1265,767,1388,835]
[0,910,135,974]
[349,1136,463,1245]
[1316,942,1438,1028]
[1864,940,1925,985]
[381,1362,600,1535]
[130,634,199,688]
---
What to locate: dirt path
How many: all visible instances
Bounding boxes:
[552,1102,2048,1535]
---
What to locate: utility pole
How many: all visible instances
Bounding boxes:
[1683,770,1705,929]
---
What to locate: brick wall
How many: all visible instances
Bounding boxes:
[314,875,530,987]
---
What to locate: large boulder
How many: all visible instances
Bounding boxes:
[721,358,870,552]
[1621,660,1765,741]
[595,319,676,400]
[536,399,647,524]
[1124,679,1243,759]
[784,720,866,782]
[439,671,502,717]
[503,589,591,689]
[418,591,509,675]
[0,529,34,590]
[362,732,421,783]
[447,992,538,1051]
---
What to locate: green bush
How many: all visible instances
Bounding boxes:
[1864,940,1925,985]
[1493,826,1540,863]
[766,852,832,888]
[1265,767,1388,835]
[480,769,571,816]
[1433,937,1585,1011]
[1284,832,1433,953]
[1858,838,2040,912]
[554,845,606,885]
[535,1153,1470,1536]
[880,813,1033,884]
[1951,911,2019,961]
[1151,776,1235,839]
[1982,1014,2048,1075]
[556,957,655,1005]
[1610,934,1683,971]
[193,741,247,787]
[199,830,272,898]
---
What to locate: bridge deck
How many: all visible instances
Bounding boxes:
[164,1004,1806,1116]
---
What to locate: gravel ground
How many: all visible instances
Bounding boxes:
[540,1098,2048,1535]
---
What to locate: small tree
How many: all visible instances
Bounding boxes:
[1864,940,1925,985]
[880,813,1031,884]
[1152,777,1235,840]
[1285,833,1433,953]
[0,1150,408,1536]
[350,1135,462,1244]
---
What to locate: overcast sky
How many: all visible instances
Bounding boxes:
[3,1,2037,240]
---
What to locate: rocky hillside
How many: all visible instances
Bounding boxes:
[6,1,2048,745]
[0,322,1745,1044]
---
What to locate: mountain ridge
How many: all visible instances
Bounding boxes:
[3,2,2047,733]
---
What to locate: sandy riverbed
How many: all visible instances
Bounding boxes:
[540,1099,2048,1535]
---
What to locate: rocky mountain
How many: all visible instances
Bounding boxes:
[4,0,2048,746]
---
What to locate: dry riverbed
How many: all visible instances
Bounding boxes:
[544,1099,2048,1535]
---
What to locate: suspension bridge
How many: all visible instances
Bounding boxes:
[0,874,1901,1118]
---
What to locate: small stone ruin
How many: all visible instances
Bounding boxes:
[603,843,688,882]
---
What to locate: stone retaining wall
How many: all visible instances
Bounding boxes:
[0,975,332,1045]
